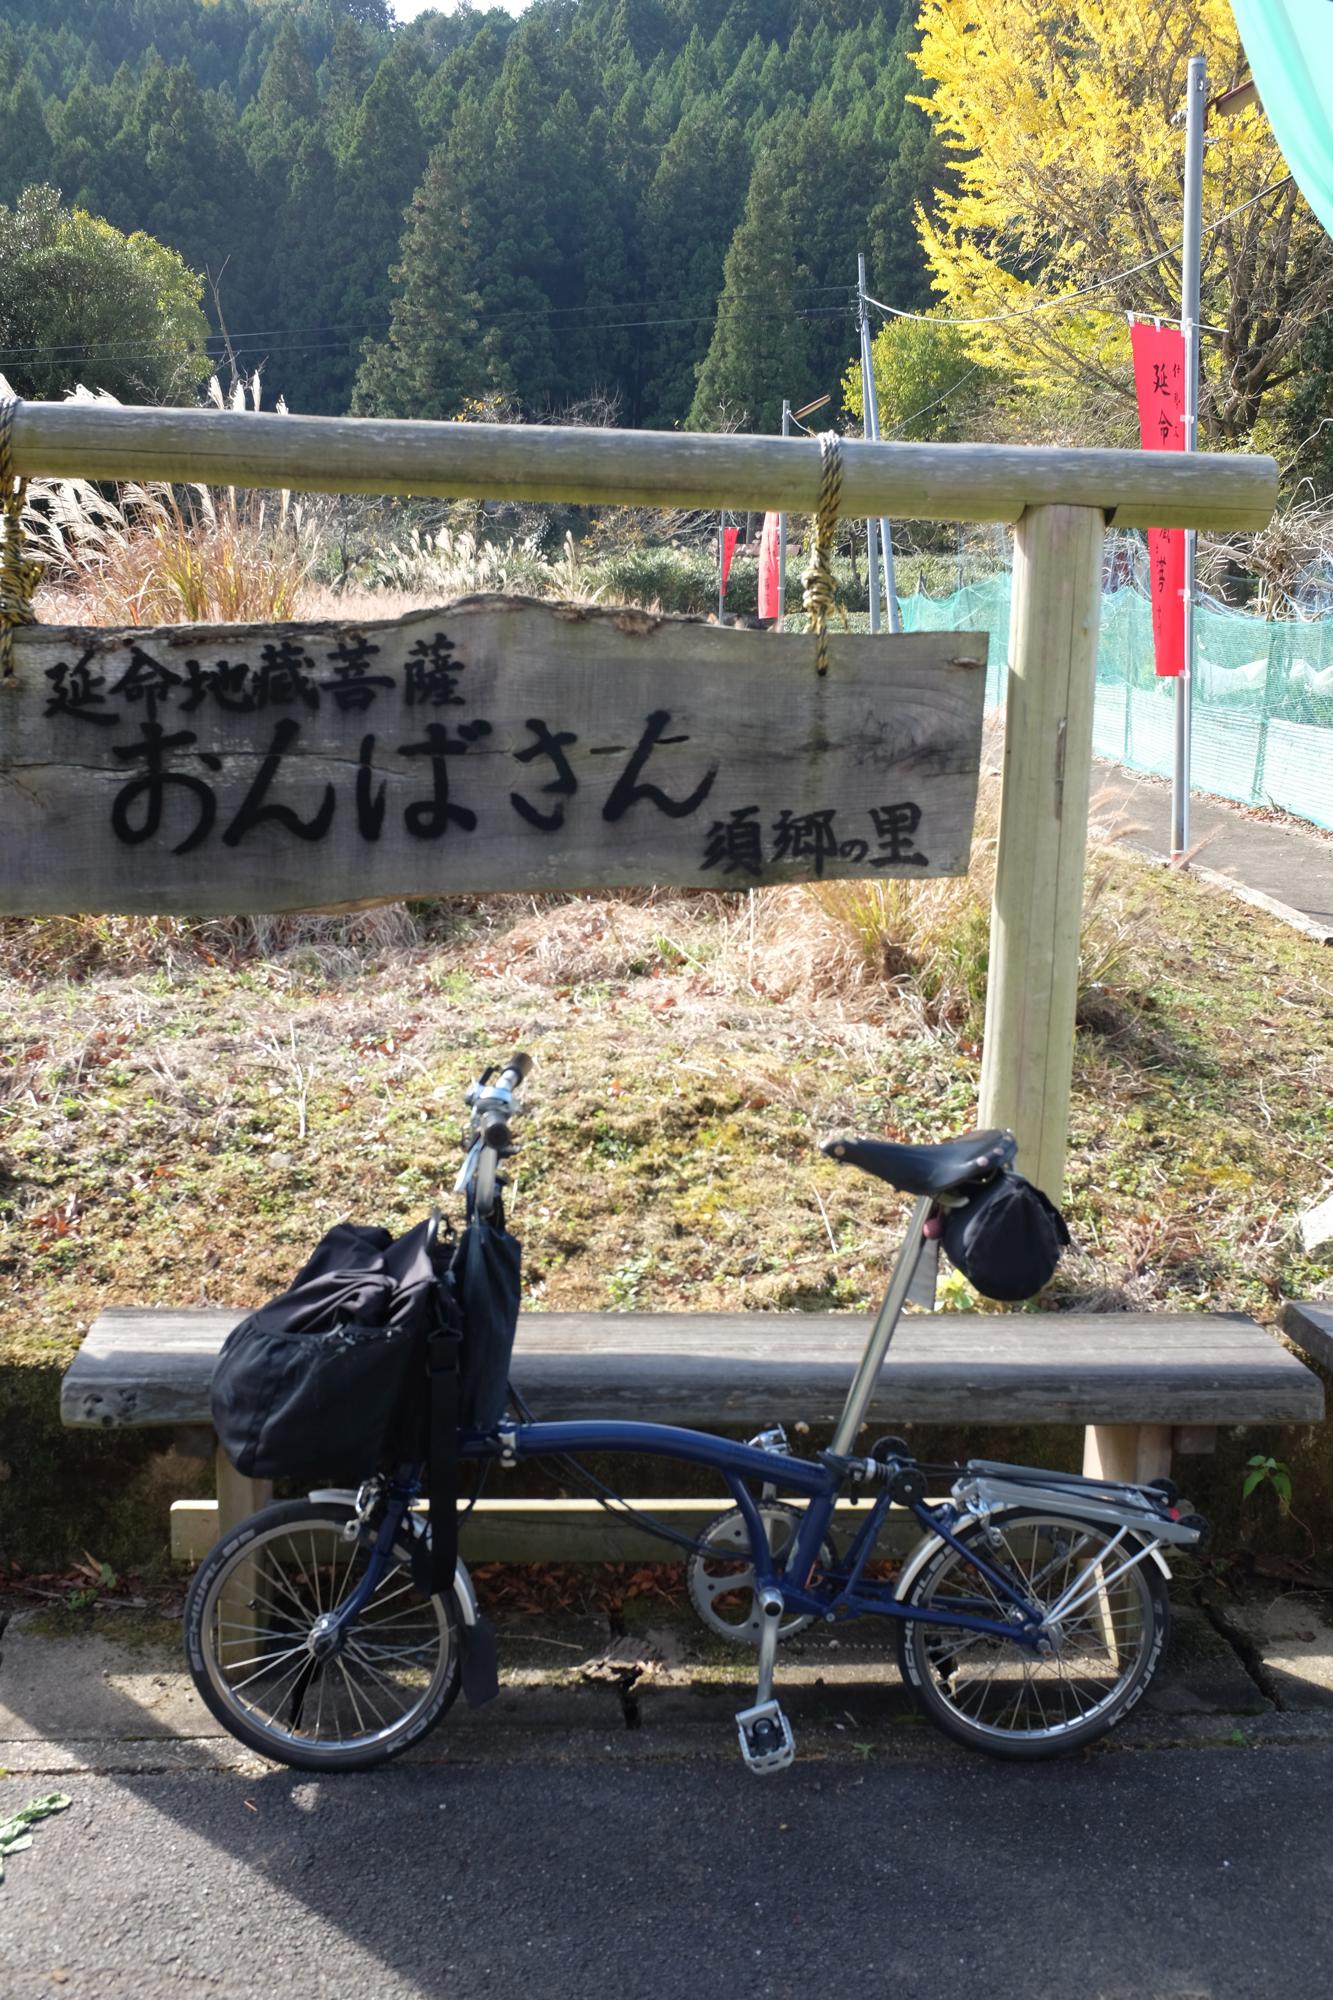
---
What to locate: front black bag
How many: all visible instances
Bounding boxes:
[941,1167,1071,1303]
[455,1216,522,1431]
[211,1215,456,1486]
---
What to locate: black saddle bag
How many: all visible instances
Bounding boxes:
[940,1167,1071,1302]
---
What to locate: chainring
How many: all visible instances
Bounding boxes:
[686,1503,835,1646]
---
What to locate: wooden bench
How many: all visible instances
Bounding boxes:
[62,1307,1323,1562]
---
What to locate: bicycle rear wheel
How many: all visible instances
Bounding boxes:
[184,1500,460,1771]
[894,1508,1169,1759]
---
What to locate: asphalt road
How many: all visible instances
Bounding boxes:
[1,1744,1330,2000]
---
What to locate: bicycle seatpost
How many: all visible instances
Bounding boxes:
[829,1195,932,1456]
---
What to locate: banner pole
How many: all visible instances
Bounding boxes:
[1173,54,1207,860]
[777,399,791,624]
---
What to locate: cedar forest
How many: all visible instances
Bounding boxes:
[0,0,941,431]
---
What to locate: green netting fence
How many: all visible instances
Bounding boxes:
[895,577,1333,832]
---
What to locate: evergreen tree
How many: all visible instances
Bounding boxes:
[242,19,318,186]
[272,130,356,411]
[352,138,486,419]
[326,52,428,409]
[639,100,747,426]
[109,57,263,331]
[0,74,54,205]
[49,72,117,213]
[688,106,862,431]
[320,16,378,160]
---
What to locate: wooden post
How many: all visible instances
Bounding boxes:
[1082,1422,1173,1485]
[215,1445,272,1538]
[978,503,1104,1199]
[214,1447,273,1651]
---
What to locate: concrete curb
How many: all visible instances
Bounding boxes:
[1108,839,1333,944]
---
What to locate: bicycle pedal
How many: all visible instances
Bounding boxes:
[735,1699,795,1775]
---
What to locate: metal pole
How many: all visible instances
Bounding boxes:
[775,403,791,625]
[1173,54,1206,860]
[857,269,881,635]
[858,253,903,634]
[717,508,726,624]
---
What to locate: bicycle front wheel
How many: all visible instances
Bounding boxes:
[184,1500,460,1771]
[894,1509,1169,1759]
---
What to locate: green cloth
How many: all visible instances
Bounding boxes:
[1230,0,1333,237]
[0,1792,72,1884]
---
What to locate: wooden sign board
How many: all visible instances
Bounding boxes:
[1,598,987,916]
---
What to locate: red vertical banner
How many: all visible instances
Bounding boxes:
[757,511,781,620]
[719,524,739,598]
[1129,320,1187,678]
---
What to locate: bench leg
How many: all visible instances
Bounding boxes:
[215,1444,274,1537]
[213,1446,274,1653]
[1082,1423,1172,1485]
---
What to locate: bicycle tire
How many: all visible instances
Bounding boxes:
[894,1507,1169,1760]
[184,1500,460,1771]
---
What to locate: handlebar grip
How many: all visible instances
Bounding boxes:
[502,1051,534,1084]
[480,1118,514,1154]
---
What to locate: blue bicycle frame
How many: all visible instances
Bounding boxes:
[316,1419,1044,1661]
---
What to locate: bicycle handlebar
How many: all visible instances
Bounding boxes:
[454,1052,533,1215]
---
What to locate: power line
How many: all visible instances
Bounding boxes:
[0,284,857,363]
[863,176,1296,332]
[0,297,855,377]
[886,360,986,437]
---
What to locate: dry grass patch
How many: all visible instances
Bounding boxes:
[0,823,1328,1375]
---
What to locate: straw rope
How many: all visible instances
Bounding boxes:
[801,430,842,677]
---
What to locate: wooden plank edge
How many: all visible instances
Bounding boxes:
[168,1496,931,1566]
[1281,1300,1333,1374]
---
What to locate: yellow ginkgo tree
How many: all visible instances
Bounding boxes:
[910,0,1333,447]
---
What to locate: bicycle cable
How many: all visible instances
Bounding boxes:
[504,1382,725,1559]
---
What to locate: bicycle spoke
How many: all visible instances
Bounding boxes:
[312,1662,328,1741]
[222,1640,311,1677]
[344,1655,394,1729]
[342,1649,415,1711]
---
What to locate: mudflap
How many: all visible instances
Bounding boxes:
[459,1611,500,1708]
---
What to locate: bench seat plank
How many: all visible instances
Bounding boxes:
[62,1307,1323,1431]
[1282,1300,1333,1374]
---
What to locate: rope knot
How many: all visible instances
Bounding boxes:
[801,430,842,677]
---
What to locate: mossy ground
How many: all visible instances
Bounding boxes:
[1,845,1330,1569]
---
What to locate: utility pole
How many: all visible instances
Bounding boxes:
[856,269,881,633]
[857,252,902,634]
[1173,54,1207,859]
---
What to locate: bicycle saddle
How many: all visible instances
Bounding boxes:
[821,1127,1016,1197]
